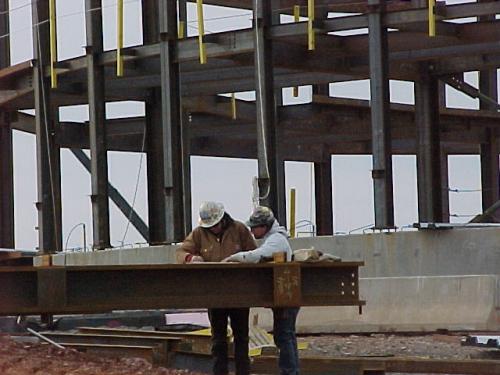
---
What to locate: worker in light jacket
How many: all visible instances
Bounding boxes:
[223,206,300,375]
[177,201,256,375]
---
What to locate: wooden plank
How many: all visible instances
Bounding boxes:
[0,251,23,261]
[252,356,500,375]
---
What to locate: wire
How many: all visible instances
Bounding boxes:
[253,4,271,201]
[448,188,482,193]
[120,121,147,245]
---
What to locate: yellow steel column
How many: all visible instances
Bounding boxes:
[49,0,57,88]
[308,0,315,50]
[117,0,124,76]
[178,21,185,39]
[289,188,296,238]
[428,0,436,37]
[196,0,207,64]
[231,93,237,120]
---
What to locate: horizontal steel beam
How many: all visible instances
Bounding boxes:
[0,262,364,315]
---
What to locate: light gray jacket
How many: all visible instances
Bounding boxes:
[226,220,292,263]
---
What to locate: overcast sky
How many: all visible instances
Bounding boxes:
[5,0,496,250]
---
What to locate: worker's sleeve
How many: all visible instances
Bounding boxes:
[240,225,257,251]
[230,234,283,263]
[176,230,200,263]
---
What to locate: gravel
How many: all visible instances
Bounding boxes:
[301,333,500,360]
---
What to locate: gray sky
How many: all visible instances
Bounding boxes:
[6,0,493,250]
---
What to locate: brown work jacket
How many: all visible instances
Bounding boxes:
[176,218,257,263]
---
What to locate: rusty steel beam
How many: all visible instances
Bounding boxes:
[0,262,363,315]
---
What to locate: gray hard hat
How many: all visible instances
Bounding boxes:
[247,206,275,228]
[199,201,225,228]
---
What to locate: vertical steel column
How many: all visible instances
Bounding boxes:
[314,158,333,235]
[270,1,286,225]
[415,65,442,223]
[0,0,14,248]
[142,0,165,244]
[32,0,62,253]
[179,0,188,38]
[158,0,185,242]
[367,0,394,228]
[479,69,499,210]
[181,110,192,234]
[478,0,500,212]
[85,0,110,249]
[438,80,450,222]
[312,76,334,234]
[440,149,450,222]
[253,0,283,221]
[178,0,192,234]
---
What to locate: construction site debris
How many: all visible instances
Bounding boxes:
[0,335,207,375]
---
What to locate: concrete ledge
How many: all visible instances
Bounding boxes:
[44,245,178,266]
[251,275,500,333]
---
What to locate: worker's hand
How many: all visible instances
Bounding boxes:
[185,254,204,263]
[222,253,244,263]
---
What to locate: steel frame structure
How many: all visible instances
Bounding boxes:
[0,0,499,251]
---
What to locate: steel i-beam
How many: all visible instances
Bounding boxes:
[86,0,111,250]
[0,262,364,315]
[0,0,14,248]
[367,0,394,228]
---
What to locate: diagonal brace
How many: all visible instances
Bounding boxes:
[70,149,149,242]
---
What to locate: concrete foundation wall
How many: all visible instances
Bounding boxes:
[291,227,500,277]
[39,228,500,332]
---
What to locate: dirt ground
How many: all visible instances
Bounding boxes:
[301,333,500,360]
[0,335,206,375]
[1,333,498,374]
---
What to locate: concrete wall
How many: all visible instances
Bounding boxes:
[48,228,500,278]
[290,227,500,277]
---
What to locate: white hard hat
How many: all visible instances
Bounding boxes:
[199,201,225,228]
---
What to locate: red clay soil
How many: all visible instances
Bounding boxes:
[0,336,206,375]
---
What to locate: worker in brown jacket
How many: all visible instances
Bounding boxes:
[177,201,257,375]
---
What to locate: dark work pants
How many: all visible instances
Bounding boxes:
[208,308,250,375]
[273,307,300,375]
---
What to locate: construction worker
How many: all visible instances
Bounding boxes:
[177,201,257,375]
[223,206,300,375]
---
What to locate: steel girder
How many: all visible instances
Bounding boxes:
[0,262,364,315]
